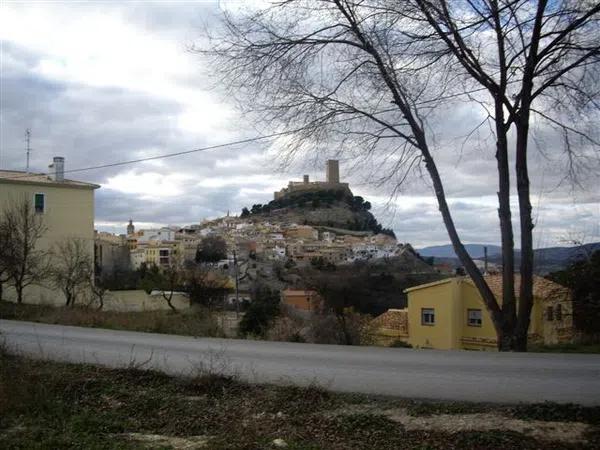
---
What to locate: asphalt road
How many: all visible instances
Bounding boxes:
[2,320,599,405]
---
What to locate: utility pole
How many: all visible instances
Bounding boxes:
[25,128,31,173]
[484,246,488,275]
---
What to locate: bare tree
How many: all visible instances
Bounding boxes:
[89,276,107,311]
[51,238,94,307]
[407,0,600,351]
[0,221,10,301]
[185,264,231,311]
[158,253,184,312]
[0,197,49,303]
[203,0,599,350]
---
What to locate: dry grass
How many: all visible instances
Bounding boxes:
[0,301,225,338]
[1,348,599,450]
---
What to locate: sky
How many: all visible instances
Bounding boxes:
[1,0,598,248]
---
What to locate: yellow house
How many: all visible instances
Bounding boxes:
[405,275,574,351]
[0,158,99,304]
[142,241,184,268]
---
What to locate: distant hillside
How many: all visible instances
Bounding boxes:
[417,244,501,259]
[418,242,600,274]
[241,189,396,238]
[490,242,600,274]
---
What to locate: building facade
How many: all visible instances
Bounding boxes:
[404,275,574,350]
[0,159,99,304]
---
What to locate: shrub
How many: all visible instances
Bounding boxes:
[308,311,374,346]
[238,286,280,337]
[267,315,306,342]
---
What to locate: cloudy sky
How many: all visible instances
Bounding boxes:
[1,1,598,248]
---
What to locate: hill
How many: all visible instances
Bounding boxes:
[241,189,396,238]
[417,244,501,259]
[418,242,600,274]
[490,242,600,274]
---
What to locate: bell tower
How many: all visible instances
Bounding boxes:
[127,219,135,236]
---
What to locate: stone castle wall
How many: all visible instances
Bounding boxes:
[274,181,350,200]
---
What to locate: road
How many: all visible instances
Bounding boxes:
[2,320,599,405]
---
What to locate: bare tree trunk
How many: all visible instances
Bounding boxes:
[163,293,177,312]
[336,312,352,345]
[490,2,517,351]
[512,0,547,352]
[515,119,535,352]
[494,103,517,351]
[16,283,23,304]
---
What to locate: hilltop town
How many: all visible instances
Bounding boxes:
[95,160,417,280]
[0,156,587,353]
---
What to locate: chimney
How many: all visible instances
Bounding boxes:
[303,174,309,184]
[48,156,65,182]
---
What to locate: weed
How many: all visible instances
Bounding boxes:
[188,373,244,397]
[452,430,540,450]
[406,399,493,417]
[0,301,225,338]
[511,402,600,425]
[1,352,597,449]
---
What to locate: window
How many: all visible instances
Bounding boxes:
[34,193,45,214]
[546,306,554,321]
[421,308,435,325]
[555,304,562,321]
[467,309,482,327]
[159,249,169,257]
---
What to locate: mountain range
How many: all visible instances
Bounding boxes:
[417,242,600,274]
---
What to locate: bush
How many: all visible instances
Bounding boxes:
[267,315,306,342]
[389,339,412,348]
[0,302,225,338]
[308,311,374,345]
[238,286,280,337]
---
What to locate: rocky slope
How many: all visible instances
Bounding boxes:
[242,189,395,237]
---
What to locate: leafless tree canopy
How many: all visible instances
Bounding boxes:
[0,218,11,300]
[0,197,49,303]
[203,0,599,350]
[159,253,184,312]
[51,238,94,307]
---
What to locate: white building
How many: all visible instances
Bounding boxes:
[137,228,176,243]
[130,248,146,270]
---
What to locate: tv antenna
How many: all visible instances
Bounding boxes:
[25,128,32,173]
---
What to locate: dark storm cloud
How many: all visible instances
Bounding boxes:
[1,1,598,247]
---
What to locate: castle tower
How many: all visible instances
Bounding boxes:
[326,159,340,184]
[127,219,135,236]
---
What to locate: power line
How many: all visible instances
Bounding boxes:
[2,112,391,181]
[2,128,297,181]
[2,86,491,181]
